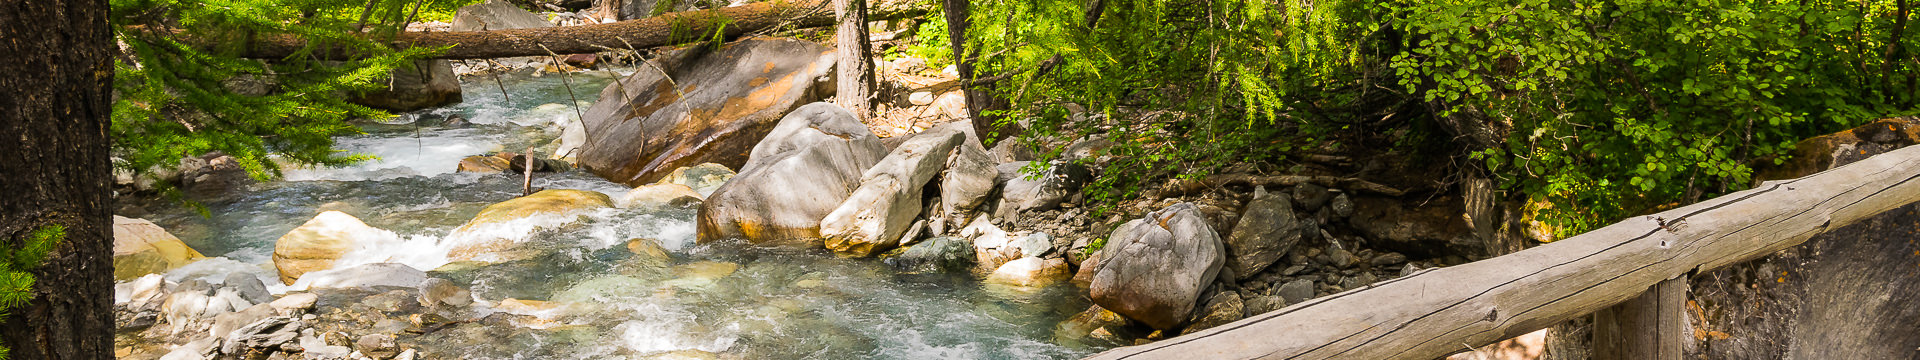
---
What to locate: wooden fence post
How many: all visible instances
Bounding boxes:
[1592,276,1687,360]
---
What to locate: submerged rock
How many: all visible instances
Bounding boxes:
[618,183,704,211]
[272,211,398,284]
[578,37,836,186]
[1088,202,1225,331]
[886,236,974,273]
[350,59,462,112]
[113,216,206,280]
[697,103,886,245]
[446,189,613,262]
[654,163,735,197]
[985,257,1071,287]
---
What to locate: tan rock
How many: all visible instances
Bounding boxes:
[272,211,395,284]
[112,216,206,280]
[446,189,614,262]
[985,257,1071,287]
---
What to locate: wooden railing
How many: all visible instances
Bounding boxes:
[1086,144,1920,360]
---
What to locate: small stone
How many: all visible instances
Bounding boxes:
[1245,295,1287,315]
[1292,183,1331,211]
[1183,291,1246,335]
[1014,232,1052,258]
[1280,265,1306,276]
[270,293,318,315]
[1276,279,1315,305]
[1399,263,1424,277]
[1370,252,1407,266]
[1329,193,1355,218]
[355,334,398,360]
[909,91,936,106]
[223,273,271,305]
[1325,247,1356,268]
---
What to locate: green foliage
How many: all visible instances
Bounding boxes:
[964,0,1384,215]
[1387,0,1920,234]
[110,0,444,184]
[905,13,952,68]
[0,225,67,359]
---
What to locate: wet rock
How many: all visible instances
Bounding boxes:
[1089,202,1226,330]
[1058,304,1131,341]
[1276,279,1315,305]
[1292,183,1331,212]
[271,293,319,315]
[886,236,974,273]
[1224,187,1301,281]
[1182,291,1245,335]
[446,189,613,262]
[355,334,399,359]
[986,257,1071,287]
[993,161,1092,221]
[698,103,886,245]
[456,153,514,173]
[563,53,599,69]
[350,59,462,111]
[654,163,735,197]
[303,263,430,290]
[273,211,399,284]
[618,183,704,211]
[626,238,673,266]
[822,128,967,257]
[113,216,206,280]
[579,38,837,186]
[507,153,574,173]
[417,278,472,308]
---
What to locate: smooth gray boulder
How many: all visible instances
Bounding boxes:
[1088,202,1225,330]
[579,37,837,186]
[697,103,886,245]
[993,161,1091,220]
[937,121,998,217]
[451,0,554,31]
[821,128,966,257]
[1225,186,1303,280]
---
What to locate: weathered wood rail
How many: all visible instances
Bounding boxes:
[1086,144,1920,360]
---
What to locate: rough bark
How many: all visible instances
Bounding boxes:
[1591,276,1686,360]
[215,0,926,60]
[0,0,116,358]
[833,0,875,117]
[1083,144,1920,360]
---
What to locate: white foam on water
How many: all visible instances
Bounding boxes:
[613,304,739,354]
[284,130,506,181]
[876,329,983,360]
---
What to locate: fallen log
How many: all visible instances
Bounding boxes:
[1086,144,1920,360]
[224,0,927,60]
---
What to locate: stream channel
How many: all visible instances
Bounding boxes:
[121,72,1107,359]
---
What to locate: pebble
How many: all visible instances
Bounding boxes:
[1276,279,1315,305]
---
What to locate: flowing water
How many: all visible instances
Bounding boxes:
[122,72,1106,359]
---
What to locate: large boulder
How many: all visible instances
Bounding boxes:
[1088,202,1225,330]
[350,59,462,111]
[821,128,966,257]
[937,121,998,217]
[578,37,836,186]
[696,103,886,245]
[113,216,207,280]
[993,161,1092,220]
[445,189,613,262]
[272,211,398,285]
[1224,186,1302,280]
[451,0,554,31]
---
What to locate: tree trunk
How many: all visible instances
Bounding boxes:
[205,0,927,60]
[833,0,875,117]
[0,0,116,358]
[1084,144,1920,360]
[939,0,1004,142]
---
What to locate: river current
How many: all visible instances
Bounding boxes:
[121,71,1104,359]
